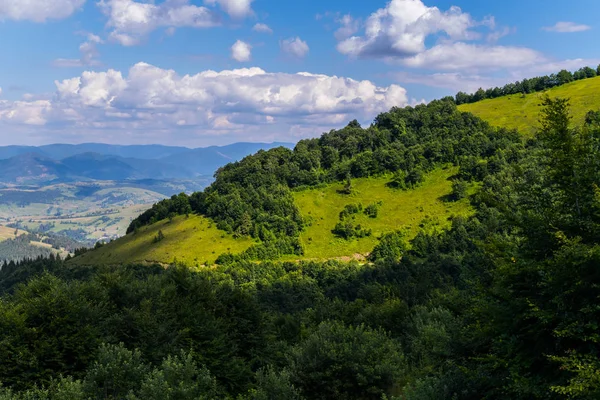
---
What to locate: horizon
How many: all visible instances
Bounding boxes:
[0,0,598,146]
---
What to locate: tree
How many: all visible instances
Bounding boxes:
[289,322,405,400]
[450,180,468,201]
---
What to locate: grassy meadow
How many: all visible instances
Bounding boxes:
[459,76,600,135]
[291,167,474,260]
[72,214,255,266]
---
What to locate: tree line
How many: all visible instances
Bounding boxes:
[454,65,600,105]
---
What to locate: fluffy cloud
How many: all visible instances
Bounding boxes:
[98,0,220,46]
[0,64,408,145]
[280,37,310,58]
[335,0,540,72]
[0,0,85,22]
[337,0,478,58]
[204,0,254,19]
[231,40,251,62]
[542,21,591,33]
[252,23,272,34]
[53,34,104,68]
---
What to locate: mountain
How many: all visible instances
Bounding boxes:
[0,142,295,185]
[0,153,73,185]
[159,142,295,176]
[458,75,600,135]
[38,143,191,160]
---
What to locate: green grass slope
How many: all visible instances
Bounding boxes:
[74,168,473,266]
[291,167,473,260]
[72,214,254,266]
[458,76,600,135]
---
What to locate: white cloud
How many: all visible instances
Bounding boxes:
[487,26,515,43]
[53,33,104,68]
[204,0,254,19]
[0,64,408,145]
[543,21,591,33]
[252,23,272,34]
[334,14,360,40]
[337,0,478,58]
[280,37,309,58]
[0,0,85,22]
[231,40,251,62]
[98,0,220,46]
[335,0,542,72]
[401,42,543,70]
[394,71,506,93]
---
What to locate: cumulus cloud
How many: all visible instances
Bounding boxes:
[53,34,104,68]
[204,0,254,19]
[0,64,408,145]
[231,40,251,62]
[542,21,591,33]
[0,0,85,22]
[280,37,309,58]
[335,0,542,72]
[98,0,220,46]
[252,23,272,34]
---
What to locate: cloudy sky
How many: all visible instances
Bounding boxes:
[0,0,597,146]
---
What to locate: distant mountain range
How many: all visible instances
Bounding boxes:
[0,142,294,185]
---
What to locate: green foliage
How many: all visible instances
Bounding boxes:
[368,231,407,262]
[288,321,405,400]
[152,230,165,244]
[450,180,468,201]
[332,221,372,240]
[363,203,379,218]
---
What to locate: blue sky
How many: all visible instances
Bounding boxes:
[0,0,598,146]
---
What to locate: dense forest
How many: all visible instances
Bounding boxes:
[0,234,53,263]
[454,64,600,104]
[0,97,599,399]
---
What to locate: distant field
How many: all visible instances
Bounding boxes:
[291,167,474,260]
[72,214,254,266]
[459,76,600,135]
[0,225,25,241]
[74,168,474,266]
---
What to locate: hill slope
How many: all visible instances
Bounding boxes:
[458,76,600,135]
[73,168,474,266]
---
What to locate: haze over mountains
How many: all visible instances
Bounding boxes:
[0,142,294,185]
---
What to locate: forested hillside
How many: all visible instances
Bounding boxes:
[1,97,600,399]
[90,99,521,265]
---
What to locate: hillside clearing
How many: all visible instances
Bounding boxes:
[291,167,474,260]
[458,76,600,135]
[72,214,254,266]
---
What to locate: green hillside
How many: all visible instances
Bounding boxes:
[73,214,254,266]
[292,167,473,260]
[73,167,474,266]
[458,76,600,135]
